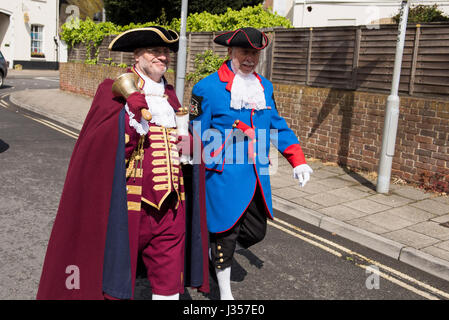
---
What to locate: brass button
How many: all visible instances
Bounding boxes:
[217,245,222,250]
[219,258,224,263]
[219,253,223,257]
[217,265,221,269]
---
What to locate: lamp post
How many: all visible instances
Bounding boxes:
[175,0,188,104]
[376,0,411,193]
[175,0,190,165]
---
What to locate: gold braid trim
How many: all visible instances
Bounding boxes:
[126,135,145,180]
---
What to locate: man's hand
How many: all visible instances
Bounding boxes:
[293,164,313,187]
[126,92,148,123]
[176,134,193,157]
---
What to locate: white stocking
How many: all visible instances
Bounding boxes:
[152,293,179,300]
[216,266,234,300]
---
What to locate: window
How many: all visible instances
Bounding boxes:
[31,25,44,58]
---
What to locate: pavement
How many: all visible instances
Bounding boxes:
[8,71,449,283]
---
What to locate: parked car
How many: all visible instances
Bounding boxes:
[0,51,8,87]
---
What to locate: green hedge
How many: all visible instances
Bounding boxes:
[61,4,291,48]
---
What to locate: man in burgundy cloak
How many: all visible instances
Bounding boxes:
[36,26,209,300]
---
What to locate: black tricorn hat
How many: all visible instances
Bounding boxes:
[213,27,269,50]
[108,26,179,52]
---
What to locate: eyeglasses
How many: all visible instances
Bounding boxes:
[145,47,171,56]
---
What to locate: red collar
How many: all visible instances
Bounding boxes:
[217,61,263,92]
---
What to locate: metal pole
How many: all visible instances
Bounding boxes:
[376,0,410,194]
[175,0,188,104]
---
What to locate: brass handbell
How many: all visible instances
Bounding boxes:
[112,73,152,121]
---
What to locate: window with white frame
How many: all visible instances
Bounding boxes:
[31,25,44,58]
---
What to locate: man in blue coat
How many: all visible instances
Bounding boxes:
[189,27,313,300]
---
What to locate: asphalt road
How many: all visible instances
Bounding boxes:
[1,76,449,301]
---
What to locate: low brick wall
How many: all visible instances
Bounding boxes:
[59,62,194,107]
[59,62,449,190]
[274,84,449,190]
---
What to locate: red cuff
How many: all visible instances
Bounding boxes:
[283,144,306,167]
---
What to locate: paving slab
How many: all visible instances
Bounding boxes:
[393,186,432,201]
[288,196,323,210]
[383,229,439,249]
[310,169,340,180]
[327,187,371,201]
[272,187,308,200]
[410,199,449,216]
[345,218,391,234]
[407,221,449,241]
[362,211,416,232]
[319,205,370,221]
[434,196,449,205]
[343,199,391,214]
[316,177,358,189]
[386,206,436,223]
[431,214,449,224]
[304,192,347,207]
[366,193,414,208]
[297,181,336,195]
[435,240,449,251]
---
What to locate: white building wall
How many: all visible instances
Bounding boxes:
[0,2,17,68]
[0,0,59,68]
[275,0,449,28]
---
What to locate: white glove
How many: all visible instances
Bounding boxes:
[293,164,313,187]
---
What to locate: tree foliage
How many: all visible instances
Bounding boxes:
[61,4,292,47]
[169,4,291,31]
[186,50,227,83]
[104,0,264,25]
[393,4,449,23]
[61,4,291,65]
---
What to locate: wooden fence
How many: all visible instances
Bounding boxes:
[68,23,449,99]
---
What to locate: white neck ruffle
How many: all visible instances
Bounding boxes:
[230,67,266,111]
[125,69,176,135]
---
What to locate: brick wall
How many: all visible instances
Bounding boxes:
[59,62,449,190]
[274,83,449,190]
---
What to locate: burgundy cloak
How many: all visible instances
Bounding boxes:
[36,78,209,299]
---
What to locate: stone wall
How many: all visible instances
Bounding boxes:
[59,62,449,190]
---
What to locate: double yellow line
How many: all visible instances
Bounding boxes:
[269,218,449,300]
[1,94,79,140]
[22,115,79,140]
[0,93,10,108]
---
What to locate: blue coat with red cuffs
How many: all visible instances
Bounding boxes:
[190,61,307,233]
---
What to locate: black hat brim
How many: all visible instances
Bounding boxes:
[108,27,179,52]
[213,27,268,50]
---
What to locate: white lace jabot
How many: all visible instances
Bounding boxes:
[125,69,176,135]
[230,63,266,111]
